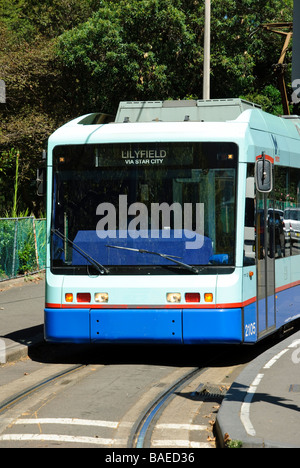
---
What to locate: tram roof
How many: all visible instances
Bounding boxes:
[49,99,300,147]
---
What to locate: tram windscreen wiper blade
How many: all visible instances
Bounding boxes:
[106,244,199,274]
[51,228,109,275]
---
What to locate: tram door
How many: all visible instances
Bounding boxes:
[256,187,276,336]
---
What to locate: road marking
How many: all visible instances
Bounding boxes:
[0,434,124,446]
[3,419,210,447]
[1,434,212,448]
[0,418,126,445]
[14,418,119,428]
[240,373,264,436]
[0,339,6,364]
[153,423,211,448]
[263,349,289,369]
[288,339,300,349]
[155,423,207,431]
[240,339,297,437]
[152,439,212,448]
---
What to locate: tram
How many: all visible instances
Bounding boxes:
[42,99,300,344]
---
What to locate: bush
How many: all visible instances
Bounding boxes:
[0,217,46,280]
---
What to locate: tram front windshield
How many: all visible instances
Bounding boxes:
[51,142,238,275]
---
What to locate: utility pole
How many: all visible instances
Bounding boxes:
[0,80,6,103]
[203,0,211,100]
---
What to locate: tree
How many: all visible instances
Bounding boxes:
[56,0,201,113]
[0,0,99,215]
[56,0,294,114]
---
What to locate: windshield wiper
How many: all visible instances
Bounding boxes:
[106,244,199,274]
[52,228,109,275]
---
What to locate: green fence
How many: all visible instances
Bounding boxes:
[0,217,46,281]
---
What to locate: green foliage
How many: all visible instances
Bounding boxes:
[0,217,46,279]
[0,147,15,175]
[0,148,17,216]
[56,0,201,111]
[226,438,243,448]
[241,84,285,114]
[0,0,100,215]
[55,0,293,113]
[17,234,36,274]
[0,0,100,41]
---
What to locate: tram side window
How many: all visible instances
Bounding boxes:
[274,166,300,257]
[244,165,300,264]
[288,168,300,256]
[274,166,289,257]
[244,164,255,265]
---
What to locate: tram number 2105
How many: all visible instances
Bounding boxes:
[245,322,256,338]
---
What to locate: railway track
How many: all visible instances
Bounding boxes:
[129,365,236,449]
[0,364,86,415]
[0,344,241,448]
[130,367,206,448]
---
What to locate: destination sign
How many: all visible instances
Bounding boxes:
[121,149,167,159]
[121,148,167,165]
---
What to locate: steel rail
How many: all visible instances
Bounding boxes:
[130,367,207,448]
[0,364,86,415]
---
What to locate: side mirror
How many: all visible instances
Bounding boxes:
[36,149,46,196]
[36,167,46,196]
[255,152,273,193]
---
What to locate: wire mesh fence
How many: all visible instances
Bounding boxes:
[0,217,46,281]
